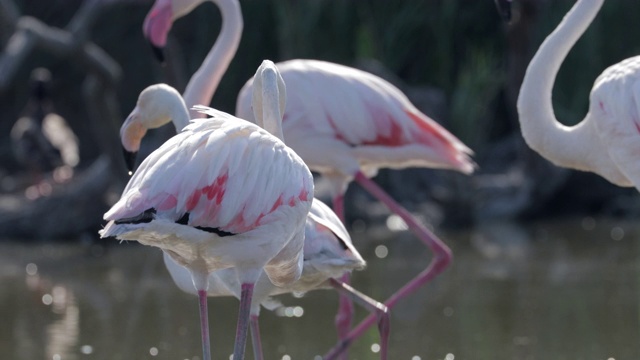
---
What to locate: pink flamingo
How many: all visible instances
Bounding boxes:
[236,59,474,358]
[117,74,390,358]
[518,0,640,190]
[100,60,314,360]
[143,0,474,356]
[164,198,389,360]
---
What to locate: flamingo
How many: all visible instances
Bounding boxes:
[163,198,389,360]
[100,60,314,360]
[118,88,390,359]
[517,0,640,190]
[10,68,79,197]
[142,0,475,356]
[116,72,389,358]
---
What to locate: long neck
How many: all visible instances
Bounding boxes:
[182,0,243,118]
[517,0,604,170]
[171,103,189,133]
[170,93,191,131]
[257,70,285,141]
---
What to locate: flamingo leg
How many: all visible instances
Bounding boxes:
[326,278,389,360]
[332,193,346,221]
[332,194,353,360]
[249,314,264,360]
[197,290,212,360]
[233,283,255,360]
[334,273,354,360]
[325,171,452,358]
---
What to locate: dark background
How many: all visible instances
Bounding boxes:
[2,0,640,239]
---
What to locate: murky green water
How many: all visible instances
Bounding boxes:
[1,217,639,360]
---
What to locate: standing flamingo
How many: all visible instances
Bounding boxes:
[142,0,475,356]
[100,60,314,360]
[237,59,474,359]
[163,198,389,360]
[118,78,390,358]
[517,0,640,190]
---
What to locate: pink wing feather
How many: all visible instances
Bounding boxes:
[105,112,313,234]
[236,59,474,175]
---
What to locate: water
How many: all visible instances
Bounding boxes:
[1,216,639,360]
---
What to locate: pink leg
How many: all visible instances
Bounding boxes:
[332,195,353,360]
[233,283,255,360]
[333,193,345,221]
[249,314,264,360]
[325,278,389,360]
[324,171,452,358]
[197,290,212,360]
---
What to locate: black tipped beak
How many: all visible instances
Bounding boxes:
[123,147,138,174]
[150,44,165,64]
[494,0,512,23]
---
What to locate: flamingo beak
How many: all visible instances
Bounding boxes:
[494,0,512,23]
[143,0,172,64]
[123,147,138,174]
[150,44,165,64]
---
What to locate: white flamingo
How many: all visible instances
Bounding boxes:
[101,60,314,360]
[117,67,390,357]
[518,0,640,190]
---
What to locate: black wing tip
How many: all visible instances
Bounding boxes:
[114,208,157,225]
[122,148,138,174]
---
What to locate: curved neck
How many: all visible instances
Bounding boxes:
[171,100,191,131]
[517,0,604,168]
[182,0,243,118]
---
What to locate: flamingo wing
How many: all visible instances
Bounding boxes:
[105,110,313,235]
[236,59,474,175]
[306,199,358,257]
[301,199,365,282]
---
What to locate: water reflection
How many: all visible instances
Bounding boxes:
[1,217,639,359]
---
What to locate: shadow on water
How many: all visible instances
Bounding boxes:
[1,216,639,360]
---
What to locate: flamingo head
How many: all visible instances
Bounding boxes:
[143,0,204,62]
[251,60,287,138]
[121,84,185,172]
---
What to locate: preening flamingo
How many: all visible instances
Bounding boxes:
[117,71,389,359]
[143,0,475,356]
[164,198,389,360]
[100,61,314,360]
[518,0,640,190]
